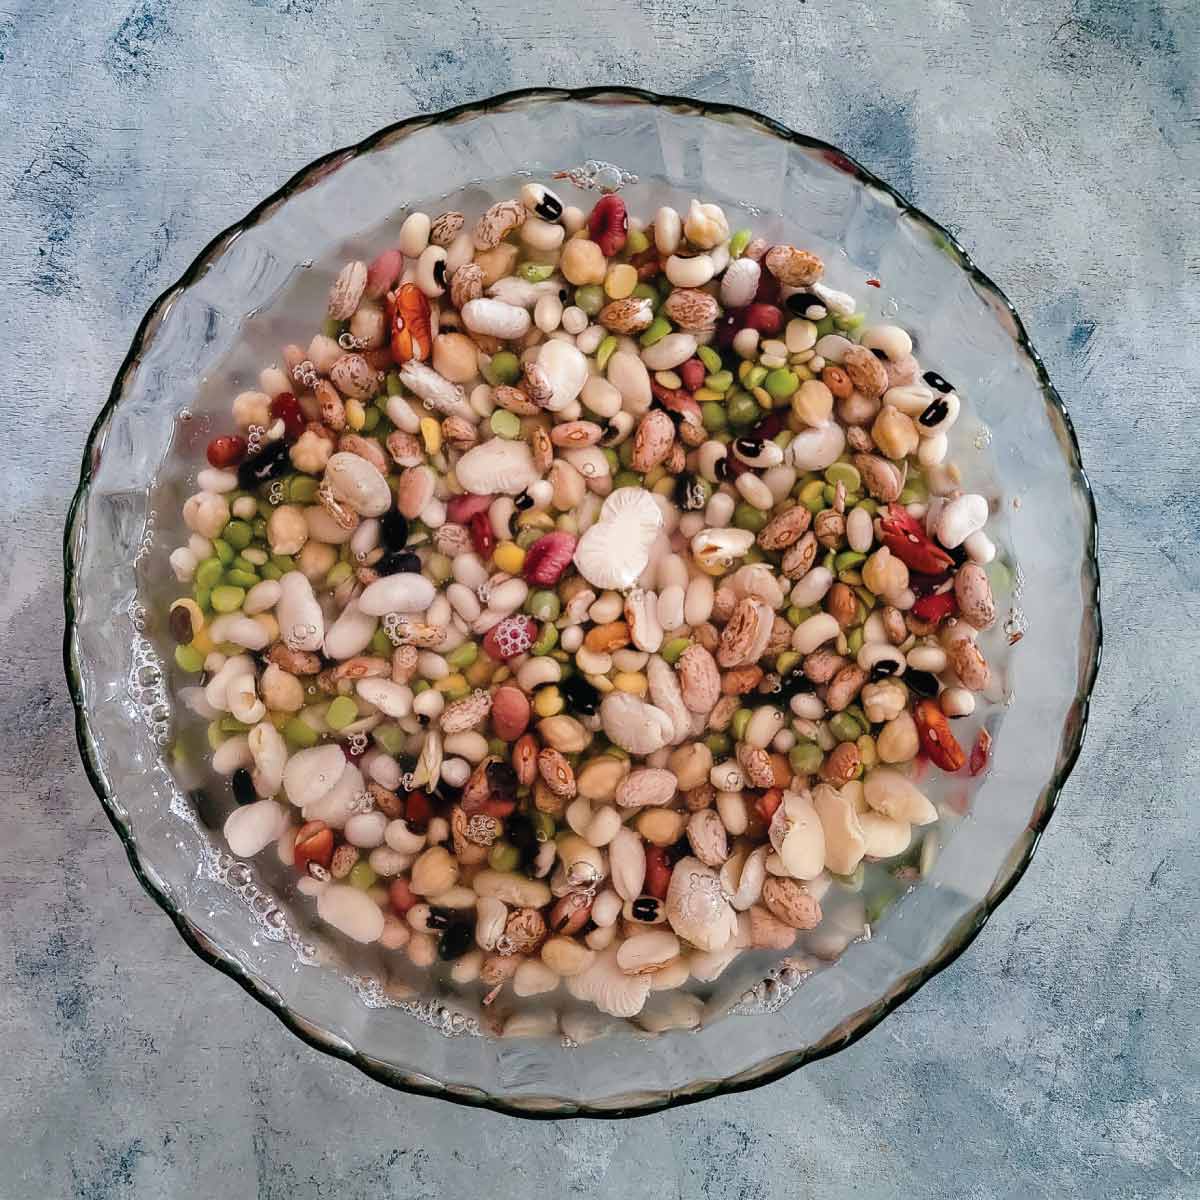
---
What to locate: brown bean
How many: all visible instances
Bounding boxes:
[826,664,868,712]
[825,582,858,629]
[819,741,861,785]
[803,649,847,684]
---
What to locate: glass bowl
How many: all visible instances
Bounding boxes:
[64,87,1100,1117]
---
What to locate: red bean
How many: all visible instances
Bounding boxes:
[743,303,783,335]
[389,878,417,915]
[679,358,706,391]
[270,392,305,441]
[588,194,628,257]
[469,511,495,558]
[645,846,671,900]
[753,269,781,305]
[206,435,247,468]
[404,790,433,831]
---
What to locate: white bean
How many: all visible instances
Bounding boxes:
[534,292,563,333]
[906,644,948,673]
[440,757,471,787]
[197,467,238,494]
[732,327,760,359]
[744,706,785,750]
[705,491,736,528]
[516,657,561,691]
[918,432,948,466]
[565,796,593,837]
[641,332,697,371]
[937,493,988,548]
[862,610,888,644]
[585,805,623,848]
[399,211,431,257]
[684,576,714,625]
[790,567,834,609]
[846,507,874,553]
[412,689,444,720]
[369,847,411,877]
[763,465,797,504]
[521,216,565,251]
[444,731,488,763]
[417,651,448,680]
[356,679,413,719]
[720,257,760,308]
[561,305,588,335]
[735,472,774,511]
[814,333,854,363]
[462,298,531,340]
[204,653,256,711]
[182,491,230,539]
[208,614,270,652]
[318,884,384,944]
[575,324,605,355]
[224,799,288,859]
[716,791,748,836]
[345,811,389,849]
[656,584,685,631]
[446,582,482,622]
[664,254,714,288]
[791,612,840,655]
[168,547,197,582]
[654,206,682,255]
[965,530,996,564]
[939,687,976,717]
[452,553,488,590]
[365,752,404,788]
[791,694,826,720]
[586,924,616,951]
[212,735,253,776]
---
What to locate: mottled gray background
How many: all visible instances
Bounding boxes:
[1,1,1197,1196]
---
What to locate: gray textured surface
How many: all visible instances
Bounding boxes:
[2,2,1197,1196]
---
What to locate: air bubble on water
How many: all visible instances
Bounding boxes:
[881,296,899,318]
[1012,563,1026,598]
[974,426,992,450]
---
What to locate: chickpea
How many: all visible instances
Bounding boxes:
[260,663,305,713]
[683,200,730,249]
[182,491,230,540]
[232,390,271,428]
[267,504,309,556]
[290,429,333,475]
[297,539,337,581]
[559,238,607,286]
[862,546,909,599]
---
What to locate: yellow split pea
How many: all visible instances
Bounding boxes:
[604,263,638,300]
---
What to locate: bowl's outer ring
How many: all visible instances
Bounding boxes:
[63,85,1102,1119]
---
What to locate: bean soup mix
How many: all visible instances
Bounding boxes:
[168,182,999,1023]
